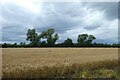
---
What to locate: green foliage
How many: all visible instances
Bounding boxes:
[26,29,40,46]
[80,69,90,78]
[86,35,96,44]
[2,28,120,47]
[40,41,47,46]
[77,34,88,45]
[93,68,118,78]
[26,28,59,47]
[63,38,73,46]
[77,34,96,45]
[40,28,59,46]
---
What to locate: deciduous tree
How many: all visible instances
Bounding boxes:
[26,29,40,46]
[40,28,59,46]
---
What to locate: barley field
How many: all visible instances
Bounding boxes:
[2,48,119,78]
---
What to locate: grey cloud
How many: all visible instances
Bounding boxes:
[95,39,118,44]
[2,3,31,25]
[1,2,118,44]
[84,25,100,30]
[2,25,27,42]
[86,2,118,20]
[118,2,120,19]
[33,3,82,33]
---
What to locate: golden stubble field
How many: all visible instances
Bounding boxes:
[2,48,118,78]
[2,48,118,68]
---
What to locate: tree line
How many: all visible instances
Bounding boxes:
[1,28,120,48]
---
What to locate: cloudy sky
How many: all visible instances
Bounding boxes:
[1,0,118,44]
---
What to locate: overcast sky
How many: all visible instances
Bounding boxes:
[1,0,119,44]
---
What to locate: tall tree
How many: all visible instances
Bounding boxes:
[40,28,59,46]
[77,34,88,45]
[77,34,96,45]
[26,29,40,46]
[63,38,73,46]
[87,35,96,44]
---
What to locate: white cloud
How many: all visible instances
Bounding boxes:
[1,0,43,14]
[83,8,105,29]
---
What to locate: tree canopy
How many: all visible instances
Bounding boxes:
[63,38,73,46]
[77,34,96,45]
[2,28,120,48]
[40,28,59,46]
[26,29,40,46]
[26,28,59,46]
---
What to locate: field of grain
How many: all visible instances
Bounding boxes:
[2,48,118,78]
